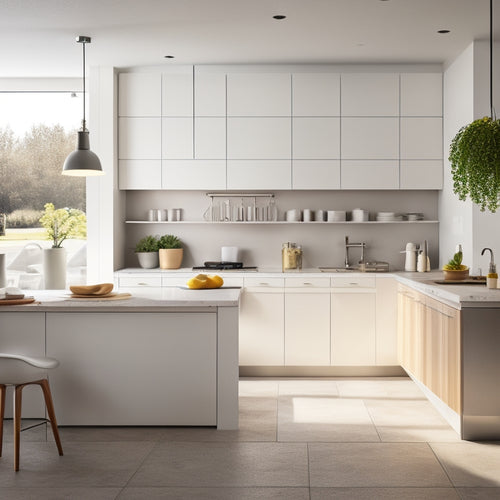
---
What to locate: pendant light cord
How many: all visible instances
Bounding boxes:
[82,40,87,130]
[491,0,496,119]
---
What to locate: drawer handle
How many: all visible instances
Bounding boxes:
[303,282,313,286]
[259,282,270,286]
[349,282,359,286]
[138,282,148,286]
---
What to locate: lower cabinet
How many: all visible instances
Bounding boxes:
[397,284,461,413]
[46,312,217,425]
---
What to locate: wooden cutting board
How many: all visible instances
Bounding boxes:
[0,297,36,306]
[68,293,132,301]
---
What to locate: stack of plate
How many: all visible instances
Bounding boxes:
[376,212,403,222]
[351,209,369,222]
[405,212,424,221]
[327,210,346,222]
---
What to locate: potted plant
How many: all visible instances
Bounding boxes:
[158,234,183,269]
[442,249,469,281]
[39,202,86,289]
[449,117,500,212]
[135,235,160,269]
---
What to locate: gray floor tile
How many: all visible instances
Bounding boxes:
[430,442,500,487]
[311,487,460,499]
[129,441,309,487]
[336,377,426,401]
[309,442,452,487]
[0,487,120,499]
[278,379,339,397]
[239,379,280,397]
[365,399,461,442]
[457,487,500,499]
[118,486,310,499]
[0,441,154,487]
[278,396,379,442]
[58,426,169,442]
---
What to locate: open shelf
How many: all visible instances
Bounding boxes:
[125,220,439,225]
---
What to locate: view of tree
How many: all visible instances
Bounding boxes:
[0,124,85,217]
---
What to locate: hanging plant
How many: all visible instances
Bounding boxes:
[449,116,500,212]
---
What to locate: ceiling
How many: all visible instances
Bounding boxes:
[0,0,493,78]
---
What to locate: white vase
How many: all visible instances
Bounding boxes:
[43,247,67,289]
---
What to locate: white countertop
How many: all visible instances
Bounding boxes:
[0,287,241,312]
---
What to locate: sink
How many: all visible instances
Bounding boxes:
[318,267,358,273]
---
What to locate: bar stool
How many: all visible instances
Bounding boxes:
[0,353,63,471]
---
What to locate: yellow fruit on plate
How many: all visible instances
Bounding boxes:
[186,274,224,289]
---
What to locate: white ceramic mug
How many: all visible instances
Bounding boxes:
[221,246,239,262]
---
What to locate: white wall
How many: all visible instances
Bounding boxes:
[441,41,500,273]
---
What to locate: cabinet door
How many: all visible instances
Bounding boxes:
[341,73,399,116]
[292,73,340,116]
[441,303,461,414]
[239,290,284,366]
[0,313,46,418]
[162,72,193,116]
[118,73,161,117]
[400,117,443,160]
[341,160,399,189]
[292,160,340,189]
[375,278,398,365]
[118,117,161,159]
[161,117,194,159]
[331,292,376,365]
[292,117,340,159]
[285,292,330,365]
[227,73,291,116]
[400,73,442,117]
[341,117,399,160]
[46,312,217,425]
[162,160,226,190]
[118,160,162,190]
[195,117,226,159]
[227,117,291,159]
[227,160,291,190]
[400,160,443,189]
[195,72,226,116]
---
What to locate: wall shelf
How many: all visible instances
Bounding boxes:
[125,220,439,225]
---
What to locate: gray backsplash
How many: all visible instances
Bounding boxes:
[124,190,439,271]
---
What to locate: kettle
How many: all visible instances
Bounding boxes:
[403,242,418,272]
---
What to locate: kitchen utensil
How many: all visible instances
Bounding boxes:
[286,209,301,222]
[221,246,239,262]
[403,242,418,272]
[315,210,326,222]
[303,209,314,222]
[168,208,182,221]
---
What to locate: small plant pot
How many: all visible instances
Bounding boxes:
[159,248,183,269]
[443,268,469,281]
[136,251,159,269]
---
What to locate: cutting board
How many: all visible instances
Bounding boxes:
[68,292,132,301]
[0,297,36,306]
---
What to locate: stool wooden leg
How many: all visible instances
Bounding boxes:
[0,384,5,457]
[14,384,23,471]
[38,379,63,456]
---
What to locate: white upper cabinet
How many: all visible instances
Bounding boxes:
[227,160,291,190]
[118,73,161,117]
[292,160,340,189]
[162,72,193,117]
[292,73,340,116]
[195,117,226,159]
[118,160,162,190]
[195,72,226,116]
[400,73,442,116]
[227,73,291,116]
[341,160,399,190]
[341,117,399,159]
[227,117,291,159]
[161,117,194,159]
[162,160,226,190]
[118,117,161,159]
[400,117,443,159]
[292,117,340,159]
[341,73,399,116]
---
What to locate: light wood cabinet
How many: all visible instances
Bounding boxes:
[375,278,399,365]
[397,284,461,414]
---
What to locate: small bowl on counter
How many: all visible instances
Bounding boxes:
[442,268,469,281]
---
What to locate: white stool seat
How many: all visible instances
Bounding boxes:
[0,352,63,470]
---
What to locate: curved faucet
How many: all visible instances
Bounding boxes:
[481,247,496,273]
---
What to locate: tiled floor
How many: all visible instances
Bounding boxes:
[1,377,500,499]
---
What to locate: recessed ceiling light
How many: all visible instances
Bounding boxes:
[164,55,175,59]
[273,15,286,20]
[437,29,450,34]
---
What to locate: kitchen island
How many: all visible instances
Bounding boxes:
[0,288,240,429]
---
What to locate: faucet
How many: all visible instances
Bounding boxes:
[344,235,366,268]
[481,247,496,274]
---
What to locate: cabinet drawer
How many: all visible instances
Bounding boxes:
[118,276,162,287]
[244,277,284,288]
[285,277,330,288]
[162,276,192,287]
[331,276,376,288]
[219,276,244,288]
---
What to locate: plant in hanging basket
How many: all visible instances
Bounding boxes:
[449,116,500,212]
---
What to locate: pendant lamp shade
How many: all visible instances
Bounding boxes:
[62,36,104,177]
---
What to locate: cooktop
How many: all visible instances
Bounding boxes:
[193,261,257,271]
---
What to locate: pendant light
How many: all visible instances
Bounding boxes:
[62,36,104,177]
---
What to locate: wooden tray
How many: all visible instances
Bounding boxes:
[67,293,131,301]
[0,297,36,306]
